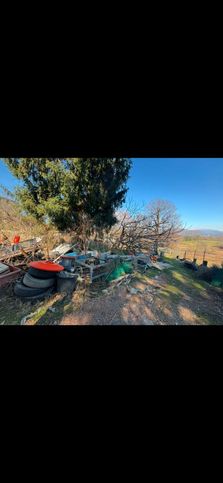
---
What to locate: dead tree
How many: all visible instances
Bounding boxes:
[104,201,153,253]
[144,200,184,254]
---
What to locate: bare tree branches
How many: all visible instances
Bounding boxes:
[144,200,184,254]
[102,199,184,254]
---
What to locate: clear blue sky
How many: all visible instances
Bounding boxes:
[0,158,222,230]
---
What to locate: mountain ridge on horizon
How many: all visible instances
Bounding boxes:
[182,228,223,237]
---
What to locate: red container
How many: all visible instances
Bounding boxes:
[0,264,21,288]
[13,235,20,244]
[29,261,64,272]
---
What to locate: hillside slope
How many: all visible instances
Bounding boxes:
[0,196,40,240]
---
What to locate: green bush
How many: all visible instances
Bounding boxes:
[197,265,223,287]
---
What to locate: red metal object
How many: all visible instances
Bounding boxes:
[13,235,20,244]
[0,264,21,288]
[29,261,64,272]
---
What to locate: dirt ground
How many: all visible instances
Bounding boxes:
[60,266,223,325]
[1,258,223,325]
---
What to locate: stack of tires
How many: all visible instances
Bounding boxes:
[14,261,64,300]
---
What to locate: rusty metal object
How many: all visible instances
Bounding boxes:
[0,264,21,288]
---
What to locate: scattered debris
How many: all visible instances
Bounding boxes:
[151,261,172,270]
[1,238,174,308]
[20,310,40,325]
[48,306,56,313]
[128,287,139,295]
[50,243,73,257]
[0,264,21,288]
[0,262,10,275]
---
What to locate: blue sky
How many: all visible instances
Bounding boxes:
[0,158,222,230]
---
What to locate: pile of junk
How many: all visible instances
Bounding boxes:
[1,240,172,300]
[12,247,124,300]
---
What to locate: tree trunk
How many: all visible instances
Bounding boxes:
[154,240,159,255]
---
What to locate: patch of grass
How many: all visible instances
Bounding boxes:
[133,271,150,283]
[195,311,222,325]
[170,236,223,267]
[159,283,184,302]
[158,257,212,301]
[31,305,49,323]
[191,281,206,291]
[0,286,45,325]
[172,271,188,283]
[36,294,74,325]
[144,268,159,279]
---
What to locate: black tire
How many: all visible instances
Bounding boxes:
[28,267,58,279]
[16,287,54,301]
[23,272,56,288]
[14,282,50,297]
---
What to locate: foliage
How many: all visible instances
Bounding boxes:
[197,264,223,286]
[4,158,132,233]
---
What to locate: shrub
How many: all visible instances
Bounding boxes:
[197,265,223,286]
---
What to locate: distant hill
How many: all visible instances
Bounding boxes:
[182,229,223,237]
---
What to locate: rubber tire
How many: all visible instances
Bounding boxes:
[28,267,58,279]
[23,272,56,289]
[14,282,50,297]
[18,287,54,301]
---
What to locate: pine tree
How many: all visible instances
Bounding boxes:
[4,158,132,232]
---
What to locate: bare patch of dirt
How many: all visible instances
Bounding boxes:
[1,259,223,325]
[60,270,223,325]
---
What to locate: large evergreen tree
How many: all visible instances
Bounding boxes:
[4,158,132,232]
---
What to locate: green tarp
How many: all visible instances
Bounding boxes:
[107,262,133,282]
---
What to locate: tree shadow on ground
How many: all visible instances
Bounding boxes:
[30,261,223,326]
[153,264,223,325]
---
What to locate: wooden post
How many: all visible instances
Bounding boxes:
[183,251,186,260]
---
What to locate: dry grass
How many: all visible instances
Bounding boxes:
[169,237,223,267]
